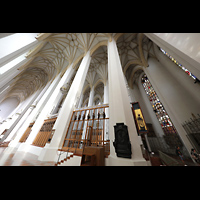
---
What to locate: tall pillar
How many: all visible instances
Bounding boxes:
[103,80,109,140]
[1,87,42,142]
[88,86,94,107]
[0,33,39,68]
[8,80,52,147]
[123,74,136,103]
[38,51,91,161]
[50,92,64,115]
[106,39,147,166]
[154,44,200,106]
[144,33,200,80]
[20,64,75,151]
[78,93,84,108]
[15,74,61,154]
[144,57,194,155]
[81,85,95,139]
[103,80,109,104]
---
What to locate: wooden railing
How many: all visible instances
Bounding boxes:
[32,117,57,147]
[61,104,110,156]
[19,122,34,143]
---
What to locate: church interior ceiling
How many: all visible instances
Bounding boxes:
[3,33,157,103]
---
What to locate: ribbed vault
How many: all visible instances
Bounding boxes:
[5,33,157,104]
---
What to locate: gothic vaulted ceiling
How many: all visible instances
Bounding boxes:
[3,33,157,103]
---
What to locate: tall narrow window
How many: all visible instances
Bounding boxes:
[141,74,183,148]
[159,47,200,83]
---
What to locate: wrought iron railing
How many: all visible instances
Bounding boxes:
[182,114,200,153]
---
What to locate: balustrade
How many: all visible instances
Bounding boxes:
[32,117,57,147]
[19,122,34,143]
[61,104,109,156]
[182,114,200,152]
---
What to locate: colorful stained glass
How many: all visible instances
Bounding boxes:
[141,74,177,135]
[159,47,198,80]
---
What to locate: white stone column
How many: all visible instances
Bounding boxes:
[103,80,109,140]
[144,57,194,155]
[38,51,92,161]
[88,86,94,107]
[2,87,42,142]
[16,75,61,153]
[0,102,22,135]
[23,64,75,149]
[81,86,95,140]
[124,74,136,103]
[103,80,109,104]
[78,93,84,108]
[0,33,39,68]
[154,44,200,106]
[106,39,147,166]
[144,33,200,80]
[8,80,52,147]
[50,92,63,115]
[81,86,95,141]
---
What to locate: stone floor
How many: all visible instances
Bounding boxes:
[0,147,55,166]
[149,151,200,166]
[0,145,199,166]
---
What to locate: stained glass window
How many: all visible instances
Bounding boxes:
[159,47,199,82]
[141,75,183,148]
[141,74,177,134]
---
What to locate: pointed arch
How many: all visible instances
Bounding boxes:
[82,84,91,95]
[123,60,143,75]
[128,66,144,89]
[72,53,85,69]
[82,97,89,107]
[90,40,108,57]
[138,33,149,67]
[113,33,126,42]
[93,79,105,90]
[93,94,102,105]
